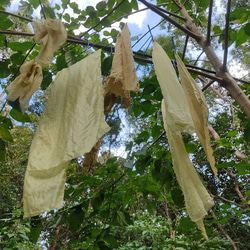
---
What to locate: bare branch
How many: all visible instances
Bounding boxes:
[223,0,232,72]
[210,209,238,250]
[182,35,189,60]
[206,0,213,45]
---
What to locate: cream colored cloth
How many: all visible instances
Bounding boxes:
[175,54,217,178]
[23,50,110,218]
[32,18,67,67]
[6,59,43,113]
[152,42,213,240]
[104,24,139,108]
[152,42,194,134]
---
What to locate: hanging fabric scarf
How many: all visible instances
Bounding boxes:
[152,42,214,240]
[175,54,217,178]
[104,24,140,110]
[23,50,110,218]
[6,19,67,112]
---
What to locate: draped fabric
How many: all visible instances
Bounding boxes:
[32,18,67,67]
[152,42,214,240]
[104,24,139,108]
[175,54,217,178]
[23,50,110,218]
[152,42,195,134]
[6,59,43,113]
[6,19,67,112]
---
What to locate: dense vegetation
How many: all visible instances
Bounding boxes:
[0,0,250,249]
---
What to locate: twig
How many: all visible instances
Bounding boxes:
[147,131,166,150]
[194,51,204,65]
[154,5,186,20]
[206,0,213,45]
[138,0,199,39]
[0,10,32,22]
[210,209,238,250]
[202,80,215,91]
[39,0,46,19]
[59,0,70,20]
[182,35,189,60]
[223,0,231,72]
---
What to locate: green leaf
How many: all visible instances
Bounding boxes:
[0,60,10,78]
[244,127,250,142]
[10,52,25,65]
[29,0,40,9]
[8,41,34,52]
[63,13,71,22]
[184,143,197,153]
[116,210,127,225]
[9,109,31,123]
[30,226,41,243]
[244,23,250,36]
[235,27,249,47]
[216,161,235,169]
[103,234,118,247]
[19,1,33,16]
[42,6,56,19]
[146,199,157,215]
[235,162,250,175]
[69,206,85,233]
[245,190,250,197]
[227,130,238,137]
[133,103,142,117]
[0,14,13,29]
[0,124,13,142]
[108,0,115,9]
[131,0,139,10]
[41,72,52,90]
[0,34,6,47]
[0,138,6,161]
[103,30,110,36]
[151,124,161,139]
[96,1,107,11]
[171,188,184,208]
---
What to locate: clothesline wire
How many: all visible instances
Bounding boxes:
[39,0,46,19]
[59,0,70,20]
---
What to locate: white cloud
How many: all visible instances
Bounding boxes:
[121,4,147,29]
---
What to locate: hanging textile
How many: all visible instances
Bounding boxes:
[6,19,67,112]
[152,42,194,134]
[104,24,139,108]
[152,42,214,240]
[23,50,110,218]
[32,18,67,67]
[175,54,217,178]
[6,59,43,113]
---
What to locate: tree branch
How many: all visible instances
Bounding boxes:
[206,0,213,45]
[210,209,238,250]
[138,0,199,39]
[182,35,189,60]
[207,125,250,164]
[223,0,231,72]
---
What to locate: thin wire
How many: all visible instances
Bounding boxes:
[147,25,154,42]
[39,0,46,19]
[132,20,164,48]
[60,0,70,20]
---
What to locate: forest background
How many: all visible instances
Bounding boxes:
[0,0,250,249]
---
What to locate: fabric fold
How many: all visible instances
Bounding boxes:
[104,24,139,108]
[23,50,110,217]
[152,42,195,134]
[6,59,43,113]
[152,42,213,239]
[175,54,217,178]
[32,18,67,67]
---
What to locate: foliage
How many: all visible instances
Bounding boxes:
[0,0,250,249]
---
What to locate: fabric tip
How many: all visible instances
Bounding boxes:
[196,219,209,241]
